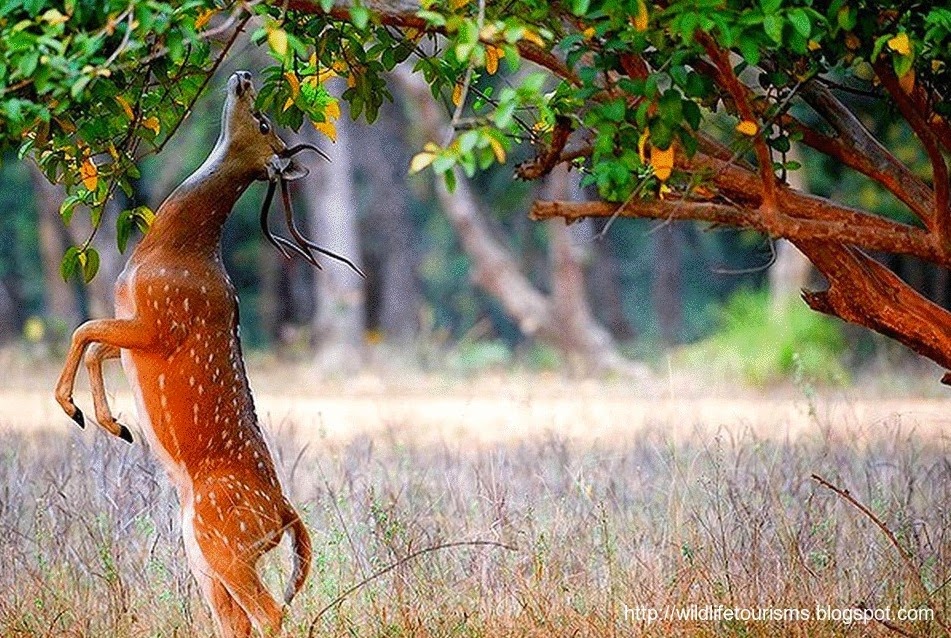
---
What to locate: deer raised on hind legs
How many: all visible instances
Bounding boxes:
[54,71,318,637]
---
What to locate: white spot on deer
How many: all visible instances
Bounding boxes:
[184,298,190,312]
[189,376,195,386]
[158,374,166,389]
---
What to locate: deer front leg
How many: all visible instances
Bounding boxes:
[83,343,133,443]
[56,318,158,433]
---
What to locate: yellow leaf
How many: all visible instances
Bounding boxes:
[637,129,649,163]
[423,142,442,153]
[325,99,341,121]
[452,81,464,107]
[488,137,506,164]
[284,72,300,99]
[42,9,69,25]
[318,66,336,83]
[633,0,649,32]
[195,8,216,31]
[485,45,500,75]
[409,152,436,174]
[283,97,295,112]
[80,157,98,192]
[736,119,758,136]
[142,116,160,135]
[582,27,596,39]
[887,32,911,56]
[650,145,674,182]
[313,120,337,142]
[115,95,134,120]
[268,27,289,58]
[450,0,470,8]
[807,39,821,51]
[521,29,545,47]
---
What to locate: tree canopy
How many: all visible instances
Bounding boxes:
[2,0,951,377]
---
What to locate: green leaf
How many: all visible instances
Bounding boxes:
[443,168,457,193]
[59,195,81,225]
[350,4,369,30]
[571,0,590,16]
[787,9,811,38]
[738,35,761,65]
[60,246,80,282]
[81,247,100,283]
[763,15,783,43]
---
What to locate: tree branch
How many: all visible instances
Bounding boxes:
[797,80,935,226]
[530,195,940,265]
[874,60,951,249]
[698,33,779,227]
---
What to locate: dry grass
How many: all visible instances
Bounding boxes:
[2,362,951,637]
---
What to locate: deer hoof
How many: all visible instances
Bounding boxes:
[71,408,85,429]
[118,424,134,444]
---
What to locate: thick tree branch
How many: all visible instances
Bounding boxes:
[698,33,780,226]
[796,240,951,384]
[874,60,951,248]
[530,195,940,265]
[690,57,935,226]
[797,80,935,226]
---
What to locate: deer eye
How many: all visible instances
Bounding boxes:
[259,118,271,134]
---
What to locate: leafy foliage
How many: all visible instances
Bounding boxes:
[1,0,948,282]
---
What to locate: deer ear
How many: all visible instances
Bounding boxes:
[280,157,309,181]
[266,155,310,181]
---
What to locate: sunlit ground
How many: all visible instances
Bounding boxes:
[1,350,950,637]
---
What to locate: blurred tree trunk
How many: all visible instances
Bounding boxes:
[29,164,82,326]
[546,165,627,370]
[769,147,812,312]
[83,198,125,317]
[589,234,636,342]
[299,109,366,371]
[651,223,684,345]
[354,96,420,343]
[396,69,641,375]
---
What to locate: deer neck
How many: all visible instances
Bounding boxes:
[140,144,254,260]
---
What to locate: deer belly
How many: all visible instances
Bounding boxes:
[120,349,191,492]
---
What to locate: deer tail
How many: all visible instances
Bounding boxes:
[283,506,312,605]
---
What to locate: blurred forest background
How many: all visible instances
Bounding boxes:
[0,50,938,384]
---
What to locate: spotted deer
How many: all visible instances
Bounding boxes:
[54,71,318,637]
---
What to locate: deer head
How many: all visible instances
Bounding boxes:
[219,70,310,183]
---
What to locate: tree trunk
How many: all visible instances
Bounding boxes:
[354,95,421,343]
[589,234,636,341]
[769,146,813,312]
[29,164,82,326]
[395,68,642,375]
[299,105,366,371]
[651,223,684,345]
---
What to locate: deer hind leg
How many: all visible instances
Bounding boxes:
[184,504,254,638]
[191,478,286,636]
[55,318,157,432]
[219,563,284,637]
[83,343,133,443]
[210,578,254,638]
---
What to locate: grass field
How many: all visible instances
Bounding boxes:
[1,356,950,637]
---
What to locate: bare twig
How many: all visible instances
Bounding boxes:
[305,540,516,638]
[811,474,950,636]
